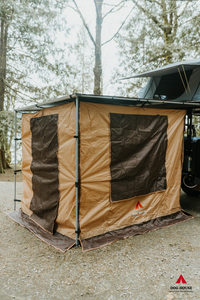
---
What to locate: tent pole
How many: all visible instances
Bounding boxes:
[75,97,79,246]
[14,110,17,210]
[187,110,193,174]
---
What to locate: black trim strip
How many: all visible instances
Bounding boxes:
[75,181,81,188]
[14,170,21,174]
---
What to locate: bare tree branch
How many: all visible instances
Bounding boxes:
[177,0,191,18]
[161,0,168,26]
[170,0,177,38]
[72,0,96,47]
[103,1,125,19]
[131,0,165,32]
[7,63,35,81]
[102,5,135,46]
[181,13,200,25]
[5,80,36,100]
[65,4,78,13]
[169,0,173,26]
[103,2,116,6]
[146,0,161,6]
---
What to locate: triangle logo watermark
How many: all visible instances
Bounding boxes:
[176,275,187,284]
[135,201,144,209]
[170,274,192,293]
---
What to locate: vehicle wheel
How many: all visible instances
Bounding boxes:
[181,175,200,197]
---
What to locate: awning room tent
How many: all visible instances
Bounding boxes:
[8,93,199,252]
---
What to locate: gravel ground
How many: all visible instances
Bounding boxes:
[0,181,200,300]
[0,167,22,183]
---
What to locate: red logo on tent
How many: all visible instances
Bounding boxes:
[135,201,144,209]
[176,275,187,284]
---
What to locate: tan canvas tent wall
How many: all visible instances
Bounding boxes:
[7,94,194,252]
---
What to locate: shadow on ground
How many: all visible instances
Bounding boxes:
[180,190,200,217]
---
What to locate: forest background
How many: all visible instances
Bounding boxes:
[1,0,200,172]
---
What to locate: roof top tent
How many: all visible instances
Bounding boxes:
[123,57,200,197]
[7,92,199,252]
[123,57,200,103]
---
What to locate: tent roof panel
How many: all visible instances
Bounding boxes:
[122,58,200,79]
[16,94,75,112]
[15,93,200,113]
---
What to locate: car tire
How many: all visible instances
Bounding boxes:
[181,175,200,197]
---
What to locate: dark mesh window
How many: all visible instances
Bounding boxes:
[154,69,193,100]
[110,113,168,202]
[30,114,59,233]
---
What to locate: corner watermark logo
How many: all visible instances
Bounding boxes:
[132,201,146,216]
[170,275,193,293]
[176,275,187,284]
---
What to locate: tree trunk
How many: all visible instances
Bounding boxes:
[0,146,7,173]
[1,148,7,168]
[0,8,9,173]
[164,28,172,63]
[93,0,103,95]
[0,150,4,173]
[0,14,7,110]
[0,148,8,172]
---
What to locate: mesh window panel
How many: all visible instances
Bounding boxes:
[30,114,59,233]
[110,113,168,202]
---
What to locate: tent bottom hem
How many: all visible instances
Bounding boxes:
[6,209,192,252]
[6,209,75,252]
[80,210,192,252]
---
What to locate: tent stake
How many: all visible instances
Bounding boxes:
[75,97,79,246]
